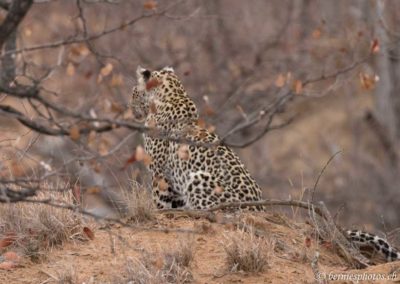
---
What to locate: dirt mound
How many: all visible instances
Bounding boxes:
[1,211,399,284]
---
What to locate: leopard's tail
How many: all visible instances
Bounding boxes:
[346,230,400,262]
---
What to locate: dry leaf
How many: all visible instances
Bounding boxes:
[0,233,17,248]
[98,139,109,156]
[178,144,190,160]
[203,105,215,116]
[122,152,137,170]
[133,145,152,166]
[146,78,161,91]
[197,118,206,128]
[87,186,101,194]
[83,227,95,240]
[24,28,32,37]
[370,38,380,54]
[305,237,312,248]
[359,72,377,90]
[2,251,20,262]
[312,28,322,39]
[69,125,80,141]
[158,178,169,191]
[100,63,113,77]
[214,186,224,194]
[143,0,157,10]
[87,130,97,146]
[135,145,146,161]
[207,125,216,133]
[0,261,17,270]
[111,101,124,113]
[275,74,286,87]
[110,74,124,87]
[66,63,75,76]
[70,44,90,57]
[143,153,153,166]
[294,80,303,95]
[97,74,104,83]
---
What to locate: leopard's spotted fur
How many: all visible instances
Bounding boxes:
[131,66,262,210]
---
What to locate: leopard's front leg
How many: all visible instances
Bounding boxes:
[151,174,186,209]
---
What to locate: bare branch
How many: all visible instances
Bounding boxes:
[311,150,342,202]
[0,186,37,202]
[1,0,184,57]
[1,30,16,83]
[0,0,33,49]
[0,0,10,10]
[221,91,293,147]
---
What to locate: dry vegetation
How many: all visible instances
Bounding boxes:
[56,267,80,284]
[2,0,400,228]
[123,182,155,224]
[0,187,399,283]
[0,191,85,263]
[222,226,274,273]
[114,239,194,284]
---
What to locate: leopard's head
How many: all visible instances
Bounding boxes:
[131,66,194,122]
[135,66,185,98]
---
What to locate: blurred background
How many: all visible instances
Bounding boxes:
[1,0,400,231]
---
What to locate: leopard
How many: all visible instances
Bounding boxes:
[131,66,262,211]
[130,66,399,263]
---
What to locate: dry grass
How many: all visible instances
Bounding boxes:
[0,191,84,261]
[222,226,274,273]
[123,182,155,223]
[162,238,194,283]
[56,266,80,284]
[114,238,194,284]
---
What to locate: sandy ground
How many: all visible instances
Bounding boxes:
[1,212,399,284]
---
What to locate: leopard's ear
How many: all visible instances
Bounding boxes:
[136,65,151,91]
[162,66,174,72]
[136,65,151,79]
[136,65,145,79]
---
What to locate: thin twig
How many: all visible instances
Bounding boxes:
[311,150,342,202]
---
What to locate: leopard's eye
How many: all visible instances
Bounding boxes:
[142,70,151,81]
